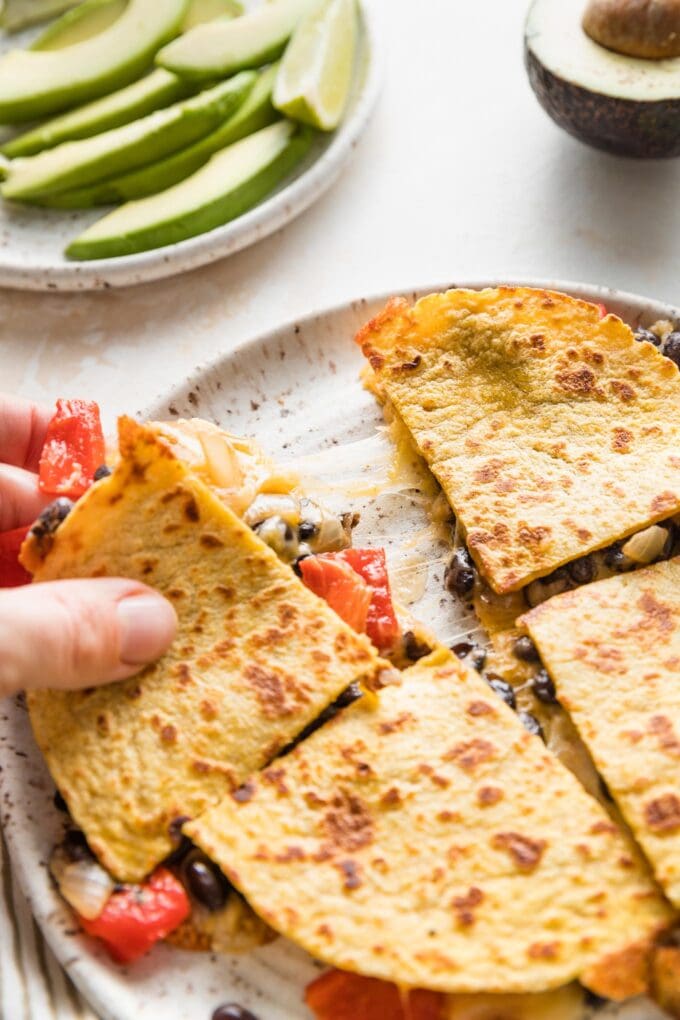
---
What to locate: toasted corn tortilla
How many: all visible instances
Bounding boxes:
[521,557,680,908]
[188,648,672,996]
[25,418,380,882]
[356,287,680,593]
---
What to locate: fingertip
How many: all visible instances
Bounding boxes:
[117,592,178,667]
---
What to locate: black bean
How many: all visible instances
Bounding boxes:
[603,543,627,572]
[633,327,661,347]
[662,522,677,559]
[62,829,92,863]
[403,631,432,662]
[183,854,231,911]
[532,669,557,704]
[53,790,68,813]
[444,548,476,597]
[298,520,317,540]
[334,682,363,709]
[518,711,544,740]
[486,674,516,710]
[567,555,595,585]
[212,1006,259,1020]
[513,636,539,662]
[30,498,74,554]
[164,817,193,865]
[451,641,486,671]
[93,464,112,481]
[292,553,310,577]
[662,331,680,367]
[583,988,609,1009]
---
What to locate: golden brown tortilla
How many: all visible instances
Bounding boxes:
[25,418,381,882]
[188,647,672,996]
[521,557,680,908]
[356,287,680,593]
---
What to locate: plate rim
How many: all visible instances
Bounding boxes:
[139,274,680,418]
[0,0,383,293]
[2,276,678,1020]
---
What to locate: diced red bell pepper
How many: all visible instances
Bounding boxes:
[39,399,105,500]
[0,525,31,587]
[299,554,373,634]
[305,969,445,1020]
[596,302,607,319]
[334,548,402,653]
[79,867,189,964]
[300,548,401,653]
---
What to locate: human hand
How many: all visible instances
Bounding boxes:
[0,395,177,698]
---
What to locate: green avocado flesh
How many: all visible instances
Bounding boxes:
[526,0,680,157]
[0,0,188,123]
[0,0,81,33]
[66,119,313,259]
[2,74,254,199]
[157,0,313,80]
[31,0,126,51]
[526,0,680,102]
[38,63,277,208]
[2,70,193,158]
[183,0,243,31]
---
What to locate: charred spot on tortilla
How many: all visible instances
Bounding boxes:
[356,286,680,593]
[522,557,680,908]
[24,418,381,883]
[187,648,673,996]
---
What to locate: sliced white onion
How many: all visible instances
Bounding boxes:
[622,525,668,565]
[242,493,300,527]
[50,847,114,920]
[199,432,244,491]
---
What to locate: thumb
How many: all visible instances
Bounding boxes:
[0,578,177,698]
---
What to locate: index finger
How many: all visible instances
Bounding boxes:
[0,395,52,472]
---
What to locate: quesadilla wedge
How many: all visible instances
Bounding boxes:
[187,647,673,997]
[356,287,680,594]
[23,417,382,883]
[520,557,680,908]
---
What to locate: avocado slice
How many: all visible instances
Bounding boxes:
[157,0,314,80]
[0,0,81,33]
[2,70,193,158]
[37,63,279,207]
[2,73,255,200]
[30,0,242,51]
[66,119,314,259]
[0,0,188,123]
[183,0,243,31]
[31,0,125,51]
[525,0,680,157]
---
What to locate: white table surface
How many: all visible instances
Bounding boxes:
[1,0,679,1016]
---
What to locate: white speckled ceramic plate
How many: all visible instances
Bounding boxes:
[0,280,678,1020]
[0,1,381,292]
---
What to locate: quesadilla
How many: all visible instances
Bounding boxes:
[356,287,680,594]
[24,417,382,883]
[521,557,680,908]
[187,647,673,997]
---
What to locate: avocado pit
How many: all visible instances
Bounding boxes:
[525,0,680,157]
[583,0,680,59]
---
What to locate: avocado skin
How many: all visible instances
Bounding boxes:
[526,46,680,158]
[66,125,314,260]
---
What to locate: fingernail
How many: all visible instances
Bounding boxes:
[117,594,177,665]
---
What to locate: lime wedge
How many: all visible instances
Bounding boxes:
[274,0,357,131]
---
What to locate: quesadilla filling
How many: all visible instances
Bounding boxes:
[19,406,408,961]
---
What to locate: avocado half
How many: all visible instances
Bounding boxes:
[525,0,680,157]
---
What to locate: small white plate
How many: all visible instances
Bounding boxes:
[0,1,381,292]
[0,280,678,1020]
